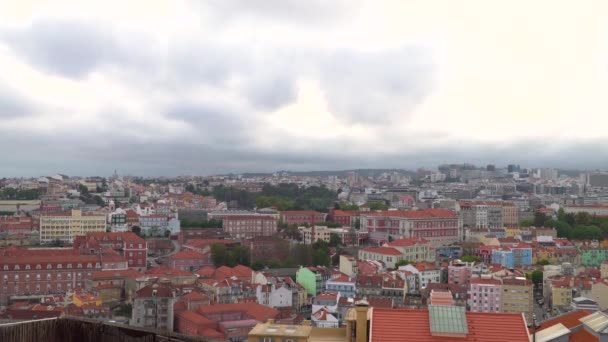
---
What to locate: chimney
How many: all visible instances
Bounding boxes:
[354,300,369,342]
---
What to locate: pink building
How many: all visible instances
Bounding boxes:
[468,277,502,313]
[361,209,460,246]
[448,260,473,285]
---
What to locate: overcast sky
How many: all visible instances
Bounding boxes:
[1,1,608,176]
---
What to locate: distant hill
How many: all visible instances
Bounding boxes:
[238,169,417,178]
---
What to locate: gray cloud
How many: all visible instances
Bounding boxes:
[1,18,118,78]
[0,18,158,79]
[0,84,35,118]
[319,47,435,124]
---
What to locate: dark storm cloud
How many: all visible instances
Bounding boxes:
[0,18,117,78]
[0,84,35,118]
[319,46,435,124]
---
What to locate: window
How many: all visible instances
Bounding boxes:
[25,265,31,270]
[47,264,52,269]
[67,264,72,269]
[36,264,41,270]
[14,265,20,270]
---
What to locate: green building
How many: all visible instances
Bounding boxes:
[580,246,608,266]
[296,266,331,296]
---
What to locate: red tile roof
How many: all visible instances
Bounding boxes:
[570,328,599,342]
[371,308,530,342]
[360,247,402,256]
[386,237,429,247]
[363,209,457,219]
[91,269,143,280]
[535,310,592,332]
[168,250,206,260]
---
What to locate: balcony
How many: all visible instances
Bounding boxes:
[0,317,208,342]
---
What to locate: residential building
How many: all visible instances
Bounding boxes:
[356,275,383,300]
[0,246,127,305]
[502,202,519,227]
[255,283,293,308]
[491,244,533,269]
[108,208,128,232]
[339,255,357,277]
[73,232,147,271]
[545,275,573,309]
[131,281,176,331]
[501,277,533,324]
[358,247,403,269]
[398,262,441,290]
[580,246,608,266]
[459,201,504,229]
[280,211,327,225]
[360,209,461,246]
[39,209,106,244]
[448,260,473,286]
[384,237,433,262]
[602,261,608,279]
[325,275,356,298]
[139,214,169,236]
[222,215,277,239]
[300,226,331,245]
[296,266,331,296]
[468,277,502,313]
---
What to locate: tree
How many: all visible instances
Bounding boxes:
[211,244,227,267]
[164,229,171,238]
[251,260,265,270]
[520,219,534,227]
[368,202,389,211]
[460,255,481,263]
[78,184,89,195]
[131,226,142,237]
[575,212,592,226]
[531,270,543,287]
[329,233,342,247]
[394,259,411,268]
[354,218,361,230]
[534,212,547,227]
[536,259,550,266]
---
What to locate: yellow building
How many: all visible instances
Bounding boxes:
[504,227,522,238]
[300,226,331,245]
[502,204,519,227]
[339,255,357,277]
[72,292,102,307]
[551,285,572,308]
[40,209,107,244]
[601,261,608,279]
[501,277,534,324]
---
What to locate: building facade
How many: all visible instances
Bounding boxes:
[131,282,175,331]
[222,215,277,239]
[501,277,533,324]
[468,277,502,313]
[361,209,461,246]
[0,247,127,304]
[40,209,106,244]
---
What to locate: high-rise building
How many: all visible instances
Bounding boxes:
[132,281,175,331]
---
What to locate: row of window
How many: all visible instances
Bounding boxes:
[3,272,89,281]
[2,262,100,270]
